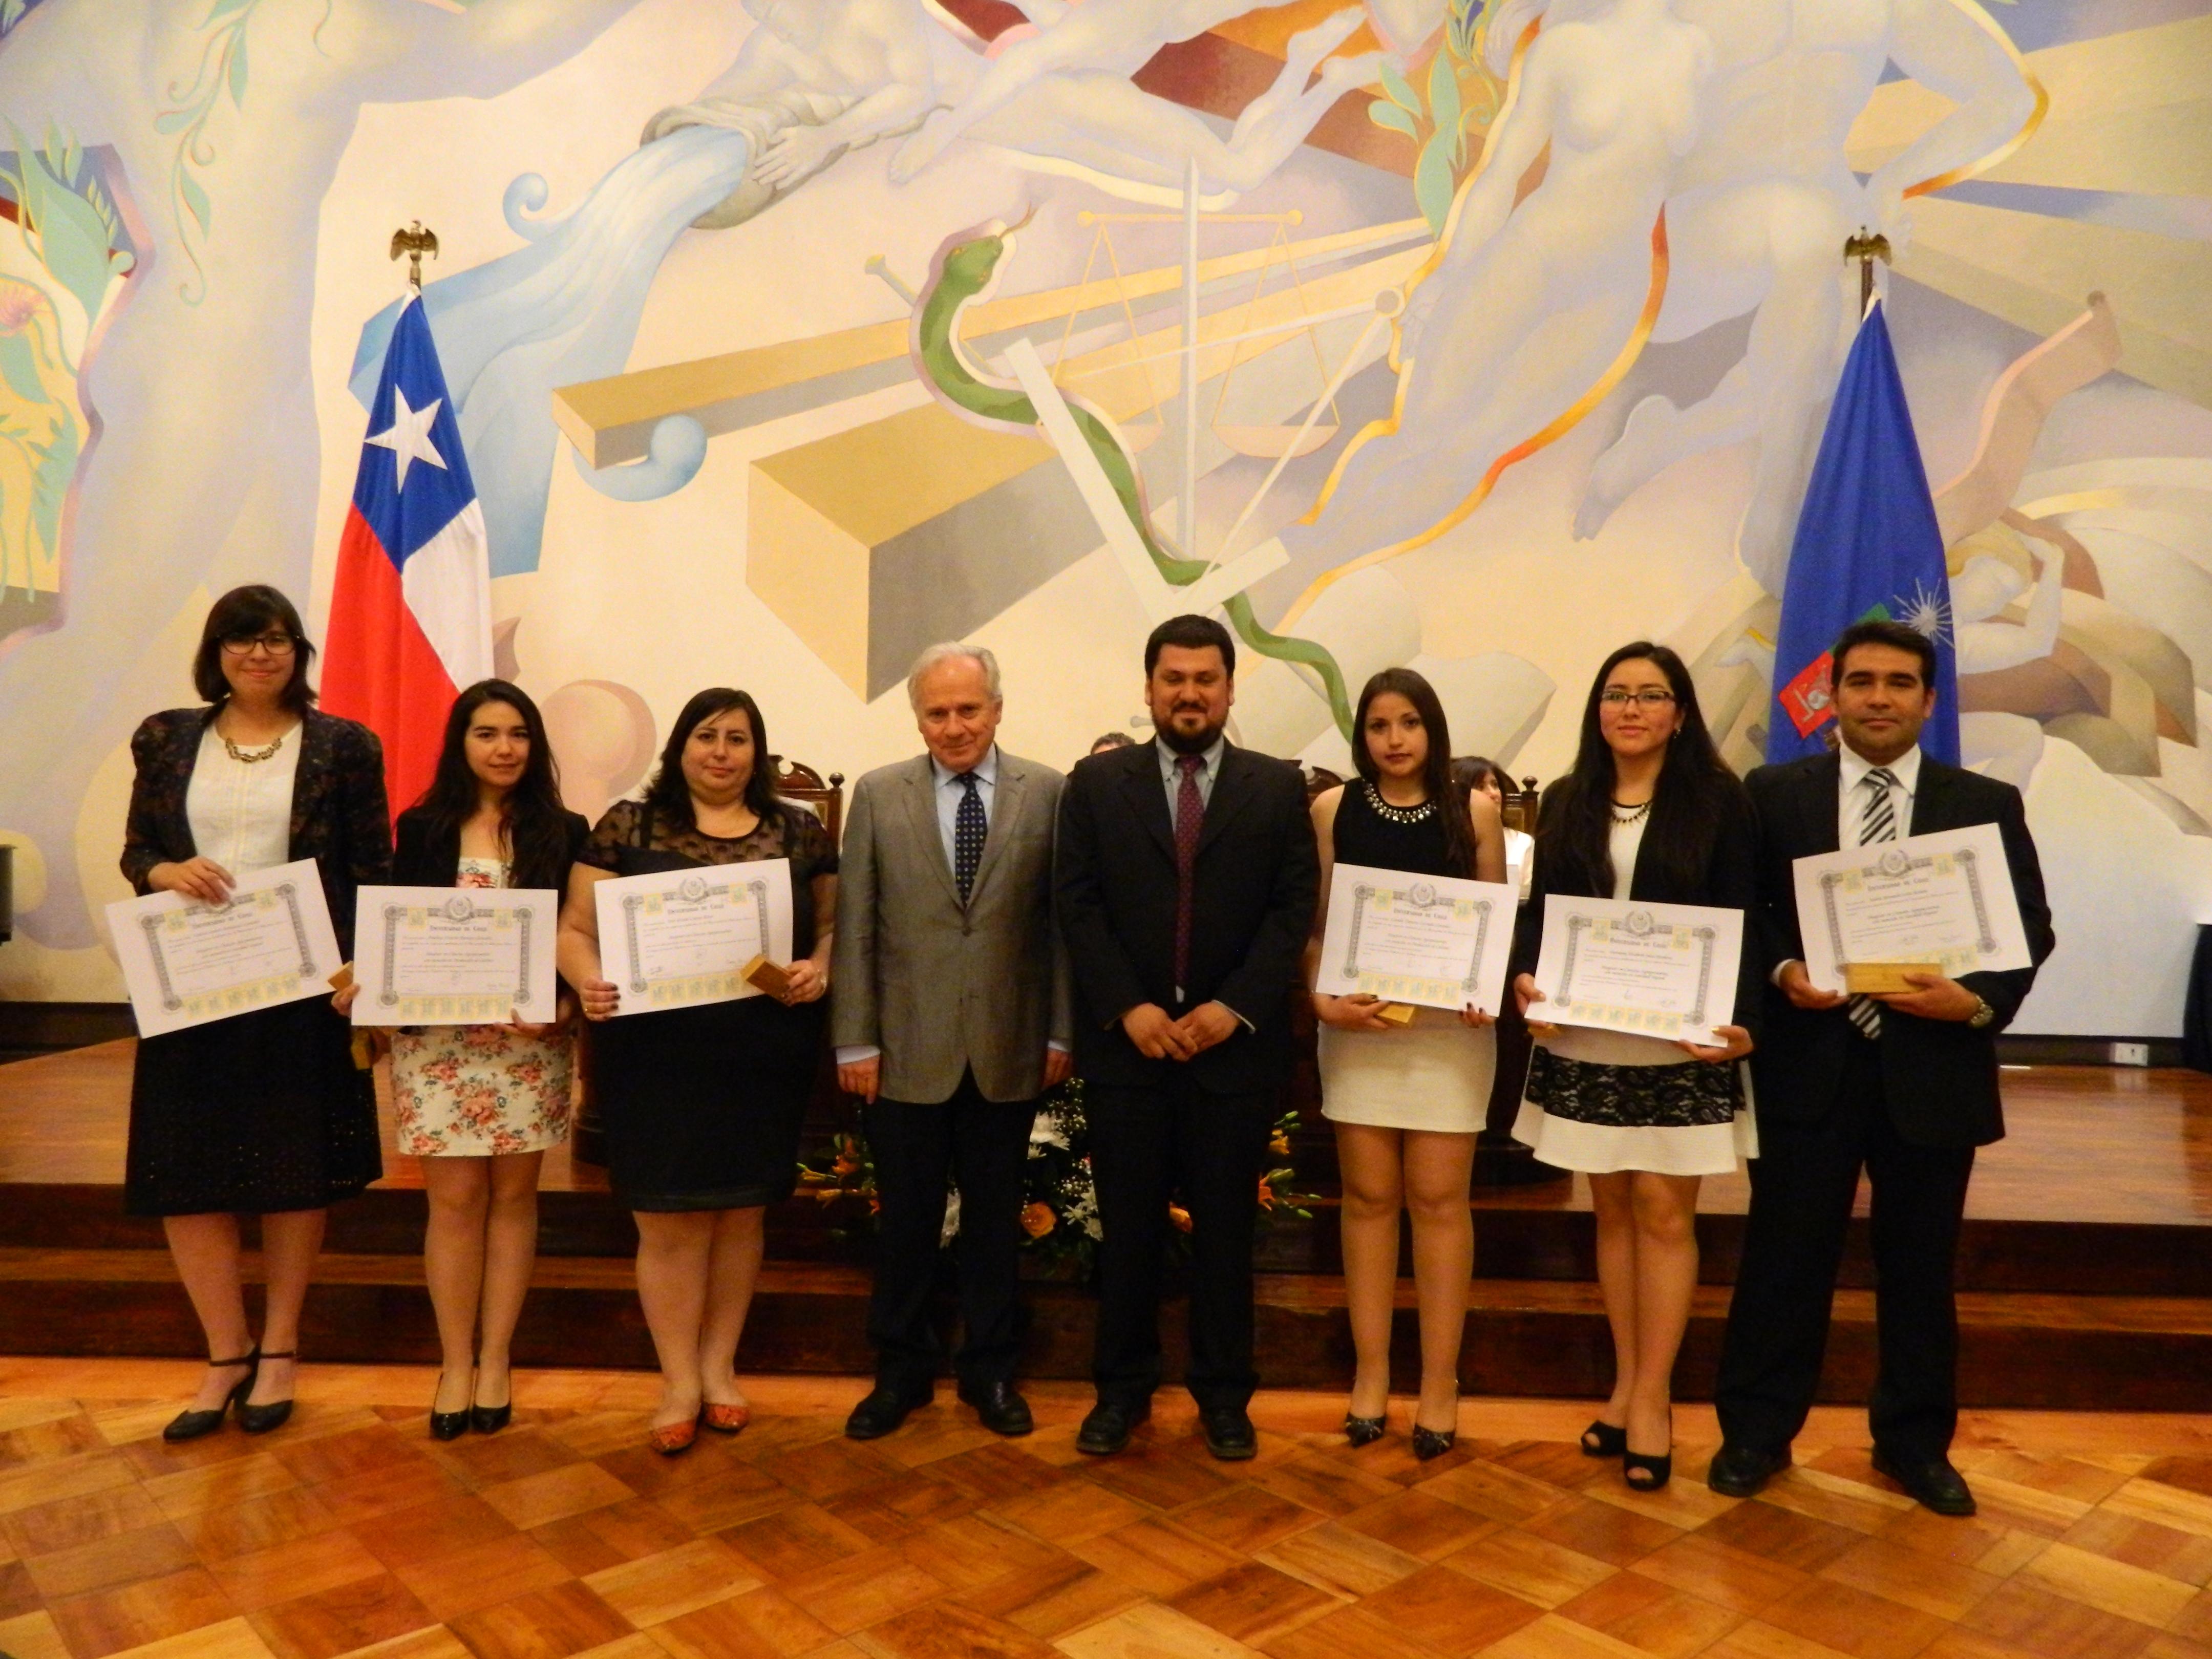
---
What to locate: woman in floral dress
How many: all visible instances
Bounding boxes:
[388,680,587,1438]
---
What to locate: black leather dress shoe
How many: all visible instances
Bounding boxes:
[958,1379,1034,1437]
[844,1385,930,1440]
[1076,1398,1150,1456]
[1707,1440,1791,1498]
[1872,1450,1976,1516]
[1200,1406,1257,1461]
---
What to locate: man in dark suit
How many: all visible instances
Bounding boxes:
[1055,614,1320,1459]
[1711,620,2055,1515]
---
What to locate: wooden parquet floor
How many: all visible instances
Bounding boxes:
[0,1365,2209,1659]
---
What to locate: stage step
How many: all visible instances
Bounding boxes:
[2,1245,2207,1412]
[7,1181,2207,1298]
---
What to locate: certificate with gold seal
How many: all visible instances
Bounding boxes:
[593,858,794,1014]
[350,885,559,1027]
[1315,863,1518,1015]
[1532,895,1744,1047]
[107,859,344,1038]
[1791,822,2030,996]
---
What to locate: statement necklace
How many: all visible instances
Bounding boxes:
[1610,797,1652,826]
[222,729,286,765]
[1365,781,1436,824]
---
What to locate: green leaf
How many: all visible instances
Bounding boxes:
[227,36,248,108]
[1377,59,1422,114]
[0,0,25,34]
[180,171,212,236]
[205,0,256,18]
[1414,131,1457,235]
[1429,52,1463,165]
[153,108,198,135]
[1367,100,1420,138]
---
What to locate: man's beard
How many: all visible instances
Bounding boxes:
[1155,710,1226,755]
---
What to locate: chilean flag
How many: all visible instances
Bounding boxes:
[322,295,491,820]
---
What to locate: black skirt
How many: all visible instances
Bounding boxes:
[125,999,382,1216]
[591,994,822,1211]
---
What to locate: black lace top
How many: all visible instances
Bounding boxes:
[582,797,838,956]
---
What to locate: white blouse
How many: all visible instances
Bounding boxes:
[185,721,302,877]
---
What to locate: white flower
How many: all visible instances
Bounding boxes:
[940,1188,963,1247]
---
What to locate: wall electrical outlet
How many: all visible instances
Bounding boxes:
[2110,1041,2151,1067]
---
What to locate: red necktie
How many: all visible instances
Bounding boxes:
[1174,754,1204,993]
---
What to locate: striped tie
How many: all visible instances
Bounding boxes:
[1848,767,1901,1039]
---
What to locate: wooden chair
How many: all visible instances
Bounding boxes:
[772,756,846,844]
[1501,774,1542,834]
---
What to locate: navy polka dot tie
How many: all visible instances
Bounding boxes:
[953,772,986,904]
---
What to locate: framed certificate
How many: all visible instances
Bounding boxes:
[1532,895,1745,1047]
[1792,822,2031,995]
[1315,862,1518,1014]
[107,859,344,1038]
[350,885,560,1027]
[594,858,795,1014]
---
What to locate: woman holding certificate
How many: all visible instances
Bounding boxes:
[120,586,390,1442]
[1511,643,1757,1490]
[558,688,836,1454]
[388,681,588,1439]
[1307,669,1508,1459]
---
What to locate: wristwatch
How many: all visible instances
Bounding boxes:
[1967,996,1995,1029]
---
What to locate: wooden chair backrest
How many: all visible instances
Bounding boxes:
[773,756,846,845]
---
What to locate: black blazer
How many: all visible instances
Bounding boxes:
[1055,737,1319,1092]
[1510,776,1764,1040]
[392,805,590,891]
[121,707,391,957]
[1746,751,2055,1147]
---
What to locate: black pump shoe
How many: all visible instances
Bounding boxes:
[470,1402,512,1435]
[163,1349,259,1443]
[1343,1413,1386,1448]
[237,1351,297,1436]
[1581,1420,1628,1458]
[1412,1424,1457,1461]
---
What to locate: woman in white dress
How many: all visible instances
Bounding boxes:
[383,682,587,1439]
[1307,669,1508,1458]
[1512,643,1758,1490]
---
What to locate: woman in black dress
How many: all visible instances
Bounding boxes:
[120,586,390,1441]
[557,688,837,1454]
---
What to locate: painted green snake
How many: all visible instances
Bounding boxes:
[910,221,1353,737]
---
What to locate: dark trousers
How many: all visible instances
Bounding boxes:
[1088,1071,1273,1414]
[1715,1035,1976,1462]
[864,1071,1035,1394]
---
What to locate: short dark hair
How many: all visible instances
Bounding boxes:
[1089,731,1135,754]
[1831,619,1937,689]
[192,585,316,711]
[1144,613,1235,678]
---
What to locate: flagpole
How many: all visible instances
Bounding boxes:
[1843,228,1890,316]
[390,221,440,293]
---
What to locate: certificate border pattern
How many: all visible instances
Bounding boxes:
[377,898,537,1010]
[621,877,770,994]
[1342,881,1494,995]
[1817,846,1997,968]
[1557,911,1717,1026]
[141,883,315,1012]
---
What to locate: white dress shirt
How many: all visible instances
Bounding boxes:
[185,721,302,877]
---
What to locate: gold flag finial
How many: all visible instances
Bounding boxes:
[1844,228,1891,313]
[389,221,439,291]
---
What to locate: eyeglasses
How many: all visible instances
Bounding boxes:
[220,633,297,656]
[1599,688,1675,707]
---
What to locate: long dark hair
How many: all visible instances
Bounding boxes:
[410,681,571,891]
[1538,642,1738,899]
[643,688,784,830]
[1351,667,1478,879]
[191,585,317,713]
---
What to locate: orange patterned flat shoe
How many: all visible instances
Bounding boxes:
[703,1402,751,1435]
[648,1411,700,1456]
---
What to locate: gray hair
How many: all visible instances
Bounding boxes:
[906,641,1003,709]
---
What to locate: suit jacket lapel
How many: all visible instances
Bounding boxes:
[1120,740,1179,862]
[906,756,963,909]
[1908,758,1955,836]
[968,752,1025,899]
[1196,743,1259,856]
[1804,752,1843,855]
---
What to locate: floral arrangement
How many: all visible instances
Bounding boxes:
[795,1079,1317,1276]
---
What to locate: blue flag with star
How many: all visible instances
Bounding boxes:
[1767,300,1960,765]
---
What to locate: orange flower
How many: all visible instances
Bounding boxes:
[1021,1201,1056,1238]
[1168,1203,1193,1232]
[868,1195,882,1215]
[1257,1176,1275,1210]
[1270,1133,1292,1158]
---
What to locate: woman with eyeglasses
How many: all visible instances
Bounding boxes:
[1511,643,1758,1491]
[120,585,392,1442]
[380,681,588,1440]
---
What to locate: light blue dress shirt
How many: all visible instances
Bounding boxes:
[1158,733,1226,823]
[933,745,998,868]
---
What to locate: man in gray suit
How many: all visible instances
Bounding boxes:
[833,642,1072,1439]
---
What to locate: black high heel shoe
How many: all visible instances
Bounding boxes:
[1581,1420,1628,1459]
[1412,1423,1457,1461]
[237,1351,297,1435]
[1343,1413,1386,1447]
[163,1349,259,1443]
[1623,1411,1673,1491]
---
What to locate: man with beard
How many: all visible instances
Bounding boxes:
[1054,614,1320,1459]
